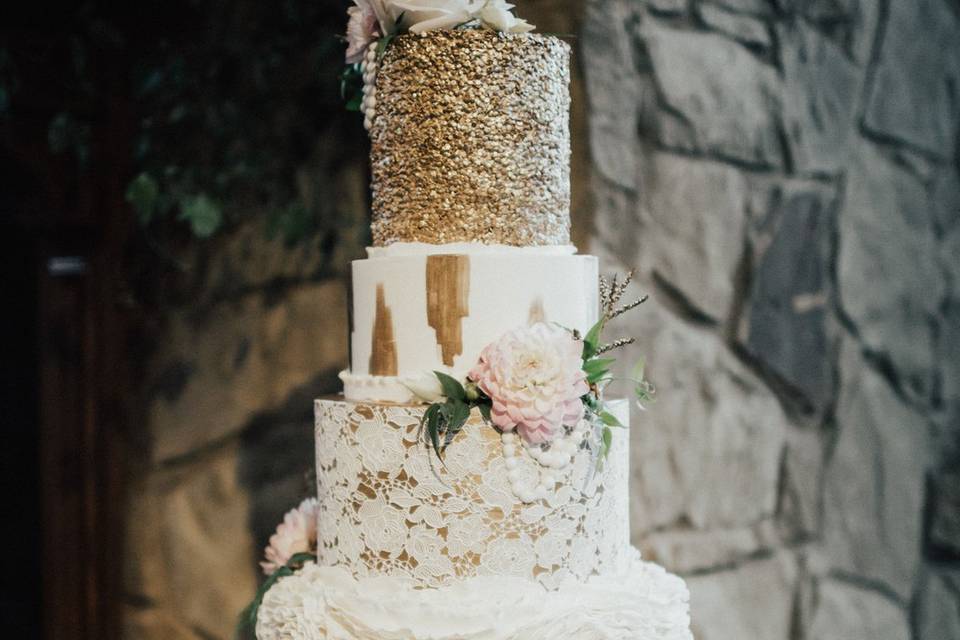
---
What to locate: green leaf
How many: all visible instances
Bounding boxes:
[582,393,598,411]
[477,402,492,423]
[345,92,362,111]
[588,372,611,385]
[597,425,613,470]
[582,319,604,360]
[178,193,222,238]
[630,356,656,406]
[584,357,616,374]
[421,404,442,461]
[126,172,160,226]
[442,400,471,450]
[434,371,466,402]
[375,34,397,60]
[452,399,471,426]
[599,410,624,428]
[584,357,615,385]
[339,63,364,111]
[287,552,316,567]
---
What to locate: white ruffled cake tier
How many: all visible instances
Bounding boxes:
[255,548,692,640]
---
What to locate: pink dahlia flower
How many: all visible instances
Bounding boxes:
[469,323,589,444]
[345,4,381,64]
[260,498,319,576]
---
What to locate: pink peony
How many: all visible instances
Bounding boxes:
[469,323,589,444]
[345,5,381,64]
[260,498,319,576]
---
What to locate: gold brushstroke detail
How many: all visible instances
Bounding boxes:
[369,283,398,376]
[426,254,470,367]
[528,297,547,325]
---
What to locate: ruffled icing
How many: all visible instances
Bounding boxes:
[256,549,692,640]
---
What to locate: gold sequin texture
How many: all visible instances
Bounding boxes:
[370,30,571,247]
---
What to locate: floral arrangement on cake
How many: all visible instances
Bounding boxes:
[240,274,654,632]
[411,272,653,487]
[238,498,320,637]
[339,0,534,124]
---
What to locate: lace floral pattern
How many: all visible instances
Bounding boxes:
[314,399,632,590]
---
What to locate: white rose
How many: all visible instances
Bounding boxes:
[402,371,446,403]
[363,0,405,35]
[391,0,477,33]
[477,0,534,33]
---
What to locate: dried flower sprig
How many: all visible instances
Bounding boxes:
[580,271,655,467]
[591,271,647,358]
[600,270,634,319]
[608,294,648,321]
[595,337,636,356]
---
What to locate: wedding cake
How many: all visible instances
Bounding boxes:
[249,3,692,639]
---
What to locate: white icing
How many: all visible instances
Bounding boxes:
[314,400,631,590]
[349,251,598,402]
[366,242,578,258]
[256,551,693,640]
[339,369,476,404]
[339,371,423,404]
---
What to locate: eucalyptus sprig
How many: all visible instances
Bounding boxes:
[419,372,492,463]
[237,551,316,639]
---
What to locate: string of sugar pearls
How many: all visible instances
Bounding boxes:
[501,421,590,504]
[361,45,378,130]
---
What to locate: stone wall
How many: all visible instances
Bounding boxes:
[583,0,960,638]
[120,1,960,638]
[120,83,371,638]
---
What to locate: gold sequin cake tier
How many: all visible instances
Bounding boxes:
[370,29,571,246]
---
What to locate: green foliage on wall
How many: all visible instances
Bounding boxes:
[30,0,360,245]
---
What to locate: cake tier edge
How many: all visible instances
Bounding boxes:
[348,245,598,402]
[369,30,571,246]
[314,398,630,590]
[256,551,692,640]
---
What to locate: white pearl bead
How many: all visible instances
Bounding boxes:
[501,433,515,444]
[520,490,536,503]
[366,48,376,62]
[366,95,376,109]
[363,116,372,130]
[527,447,542,461]
[508,468,523,483]
[502,444,516,458]
[541,473,555,486]
[511,481,526,495]
[505,457,518,470]
[514,489,525,500]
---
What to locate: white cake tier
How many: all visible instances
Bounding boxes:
[345,242,599,403]
[314,399,631,590]
[256,552,692,640]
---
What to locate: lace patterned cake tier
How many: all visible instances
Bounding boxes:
[314,399,631,590]
[369,30,571,246]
